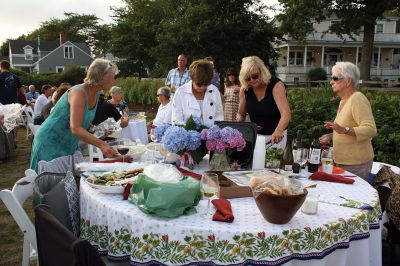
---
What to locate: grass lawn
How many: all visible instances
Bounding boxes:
[0,126,34,265]
[0,110,156,265]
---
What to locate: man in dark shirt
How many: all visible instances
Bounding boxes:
[0,60,22,104]
[92,94,128,127]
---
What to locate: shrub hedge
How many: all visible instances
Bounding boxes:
[116,77,164,106]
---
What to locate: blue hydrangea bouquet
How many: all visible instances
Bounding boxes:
[153,116,208,169]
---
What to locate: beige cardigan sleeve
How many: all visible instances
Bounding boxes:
[350,92,377,141]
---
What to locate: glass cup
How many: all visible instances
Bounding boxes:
[301,191,319,215]
[138,112,146,120]
[200,173,220,217]
[321,148,333,174]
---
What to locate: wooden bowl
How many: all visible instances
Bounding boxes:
[254,189,308,224]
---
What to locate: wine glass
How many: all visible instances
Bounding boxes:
[116,138,132,162]
[200,173,220,217]
[297,148,309,170]
[149,128,158,142]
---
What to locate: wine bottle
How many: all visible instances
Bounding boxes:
[308,138,321,173]
[292,130,302,174]
[282,137,293,171]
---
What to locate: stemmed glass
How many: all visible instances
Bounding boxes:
[297,148,309,171]
[116,138,132,162]
[200,173,220,217]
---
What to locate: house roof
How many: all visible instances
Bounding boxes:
[32,41,92,66]
[9,40,91,55]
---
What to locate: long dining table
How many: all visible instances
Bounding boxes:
[80,163,382,266]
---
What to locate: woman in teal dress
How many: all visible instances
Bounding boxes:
[30,59,119,172]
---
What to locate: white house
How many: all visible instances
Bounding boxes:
[275,15,400,83]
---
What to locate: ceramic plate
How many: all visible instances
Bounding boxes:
[83,177,126,194]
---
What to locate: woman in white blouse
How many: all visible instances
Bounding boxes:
[172,60,224,127]
[152,87,173,126]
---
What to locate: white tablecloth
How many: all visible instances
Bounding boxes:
[80,168,382,266]
[121,119,148,144]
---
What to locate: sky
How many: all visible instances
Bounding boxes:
[0,0,279,45]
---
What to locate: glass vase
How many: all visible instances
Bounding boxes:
[209,151,229,171]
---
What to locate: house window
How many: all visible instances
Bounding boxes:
[24,48,33,60]
[376,23,384,34]
[56,66,65,73]
[330,20,340,26]
[80,66,88,72]
[64,45,73,59]
[289,51,312,66]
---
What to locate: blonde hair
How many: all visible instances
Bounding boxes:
[84,59,118,86]
[239,56,271,90]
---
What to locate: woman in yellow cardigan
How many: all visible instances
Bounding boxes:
[319,61,377,180]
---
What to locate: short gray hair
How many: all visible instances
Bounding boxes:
[157,87,171,99]
[110,86,122,95]
[333,62,360,86]
[84,59,118,86]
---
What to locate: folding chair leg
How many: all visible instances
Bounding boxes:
[22,236,30,266]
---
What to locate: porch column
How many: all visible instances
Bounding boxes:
[321,46,325,67]
[356,47,359,65]
[304,46,307,67]
[286,45,290,67]
[377,47,381,69]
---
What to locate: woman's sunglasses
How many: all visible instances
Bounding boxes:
[331,76,344,81]
[246,74,259,82]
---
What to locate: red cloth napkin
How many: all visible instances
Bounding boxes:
[211,198,234,223]
[310,171,355,184]
[177,167,202,180]
[97,156,133,163]
[123,183,133,200]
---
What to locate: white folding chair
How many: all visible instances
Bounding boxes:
[29,123,40,136]
[0,169,38,266]
[88,144,104,162]
[22,106,35,139]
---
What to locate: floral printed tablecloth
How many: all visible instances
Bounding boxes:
[80,175,381,266]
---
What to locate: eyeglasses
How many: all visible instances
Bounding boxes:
[331,76,344,81]
[246,74,259,82]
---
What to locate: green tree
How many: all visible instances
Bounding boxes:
[112,0,279,77]
[277,0,400,80]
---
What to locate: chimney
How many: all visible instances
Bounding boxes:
[59,32,67,45]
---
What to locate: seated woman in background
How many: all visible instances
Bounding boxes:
[172,59,224,127]
[40,82,70,121]
[319,61,377,180]
[237,56,291,148]
[223,68,240,121]
[152,87,173,127]
[30,59,119,172]
[108,86,129,113]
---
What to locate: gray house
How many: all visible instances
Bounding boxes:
[8,33,93,73]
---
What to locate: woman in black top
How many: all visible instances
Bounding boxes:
[236,56,291,146]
